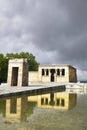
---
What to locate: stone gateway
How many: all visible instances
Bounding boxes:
[7,59,28,87]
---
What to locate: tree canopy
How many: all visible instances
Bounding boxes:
[0,53,8,84]
[0,52,39,84]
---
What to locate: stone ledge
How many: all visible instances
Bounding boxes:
[0,84,65,98]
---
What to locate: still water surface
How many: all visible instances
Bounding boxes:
[0,89,87,130]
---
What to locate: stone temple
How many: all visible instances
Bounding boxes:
[7,59,77,86]
[29,65,77,83]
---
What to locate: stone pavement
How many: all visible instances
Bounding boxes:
[0,84,65,98]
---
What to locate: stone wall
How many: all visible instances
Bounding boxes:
[69,66,77,82]
[28,71,39,83]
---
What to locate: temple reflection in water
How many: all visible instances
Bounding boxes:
[4,92,77,123]
[28,92,77,110]
[6,96,28,123]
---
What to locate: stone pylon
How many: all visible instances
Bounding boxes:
[7,59,28,87]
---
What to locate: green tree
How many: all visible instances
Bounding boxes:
[6,52,39,71]
[0,52,39,84]
[0,53,8,84]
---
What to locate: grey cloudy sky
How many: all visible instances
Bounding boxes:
[0,0,87,80]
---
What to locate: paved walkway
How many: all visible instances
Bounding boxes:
[0,84,65,98]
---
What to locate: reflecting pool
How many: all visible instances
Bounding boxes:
[0,89,87,130]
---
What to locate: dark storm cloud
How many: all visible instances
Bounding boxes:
[0,0,87,72]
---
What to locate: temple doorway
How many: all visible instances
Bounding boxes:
[11,67,19,86]
[50,69,55,82]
